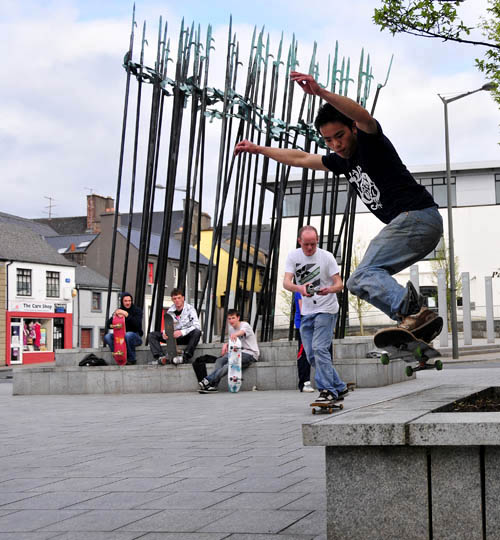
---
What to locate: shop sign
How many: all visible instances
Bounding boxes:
[10,301,54,312]
[54,304,67,313]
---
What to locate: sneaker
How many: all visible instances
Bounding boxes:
[301,381,314,393]
[199,385,218,393]
[314,390,336,404]
[399,281,424,317]
[172,355,184,365]
[398,306,438,333]
[337,387,349,400]
[198,378,210,391]
[159,356,169,365]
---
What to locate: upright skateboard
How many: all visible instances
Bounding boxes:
[110,315,127,366]
[228,337,242,393]
[161,313,183,365]
[374,317,443,377]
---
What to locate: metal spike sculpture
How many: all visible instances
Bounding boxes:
[106,7,393,343]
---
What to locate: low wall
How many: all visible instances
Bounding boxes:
[13,338,413,395]
[303,384,500,539]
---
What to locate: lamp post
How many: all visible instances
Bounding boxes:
[438,82,494,359]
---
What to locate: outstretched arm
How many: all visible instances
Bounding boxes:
[290,71,377,134]
[234,139,327,171]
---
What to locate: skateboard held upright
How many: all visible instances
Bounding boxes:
[228,337,242,393]
[162,313,183,365]
[110,315,127,366]
[374,317,443,377]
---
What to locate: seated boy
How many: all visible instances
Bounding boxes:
[198,309,259,393]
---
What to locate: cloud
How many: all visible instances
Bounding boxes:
[1,0,498,222]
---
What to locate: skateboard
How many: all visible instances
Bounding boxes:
[161,313,183,365]
[374,323,443,377]
[310,400,343,415]
[228,337,242,393]
[110,315,127,366]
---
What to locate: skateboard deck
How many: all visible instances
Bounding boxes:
[228,337,242,393]
[110,315,127,366]
[374,326,443,377]
[162,313,182,364]
[310,401,344,415]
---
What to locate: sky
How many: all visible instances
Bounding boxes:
[1,0,499,222]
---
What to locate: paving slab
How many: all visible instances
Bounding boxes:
[2,367,500,538]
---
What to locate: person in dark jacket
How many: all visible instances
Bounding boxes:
[103,292,143,365]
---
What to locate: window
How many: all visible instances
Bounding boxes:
[423,236,445,261]
[148,262,154,284]
[198,270,203,291]
[283,178,349,217]
[173,266,179,285]
[46,271,60,298]
[16,268,32,296]
[91,292,102,311]
[495,174,500,204]
[416,176,456,208]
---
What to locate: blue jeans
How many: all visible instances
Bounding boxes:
[347,207,443,320]
[206,352,255,387]
[104,332,142,362]
[300,312,345,396]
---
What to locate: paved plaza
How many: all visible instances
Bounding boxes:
[2,363,500,540]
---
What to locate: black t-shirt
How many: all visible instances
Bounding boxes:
[321,121,436,224]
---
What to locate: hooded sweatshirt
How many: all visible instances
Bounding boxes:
[107,292,144,336]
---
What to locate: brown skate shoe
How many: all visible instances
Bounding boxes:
[398,307,438,333]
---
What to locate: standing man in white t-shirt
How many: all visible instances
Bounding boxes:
[284,225,348,405]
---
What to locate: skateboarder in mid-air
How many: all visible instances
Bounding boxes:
[235,71,443,337]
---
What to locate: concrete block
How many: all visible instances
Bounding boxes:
[30,370,50,395]
[12,370,31,395]
[86,370,105,394]
[430,447,482,540]
[485,447,500,539]
[122,368,161,394]
[104,369,123,394]
[325,446,428,540]
[275,364,297,390]
[256,365,277,391]
[67,370,87,394]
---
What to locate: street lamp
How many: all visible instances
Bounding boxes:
[438,82,494,359]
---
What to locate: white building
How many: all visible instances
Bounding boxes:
[0,222,76,365]
[274,161,500,331]
[73,266,120,349]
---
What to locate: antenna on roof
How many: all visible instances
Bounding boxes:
[85,187,95,195]
[43,196,56,219]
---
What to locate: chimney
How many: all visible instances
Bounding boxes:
[87,194,114,233]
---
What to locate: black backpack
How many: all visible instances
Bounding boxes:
[79,353,108,367]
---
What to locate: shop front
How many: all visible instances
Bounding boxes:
[6,301,72,365]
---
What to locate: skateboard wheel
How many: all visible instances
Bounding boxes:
[312,408,317,415]
[380,353,390,365]
[339,403,344,410]
[435,359,443,371]
[415,345,423,358]
[405,366,413,377]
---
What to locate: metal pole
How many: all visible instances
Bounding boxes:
[440,97,459,359]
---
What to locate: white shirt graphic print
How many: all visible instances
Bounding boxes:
[348,165,383,211]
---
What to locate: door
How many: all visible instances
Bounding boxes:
[81,328,92,349]
[10,322,23,364]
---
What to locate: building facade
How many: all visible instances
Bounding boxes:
[274,161,500,331]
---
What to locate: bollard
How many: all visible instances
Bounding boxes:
[410,265,420,293]
[485,276,495,344]
[462,272,472,345]
[438,269,448,347]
